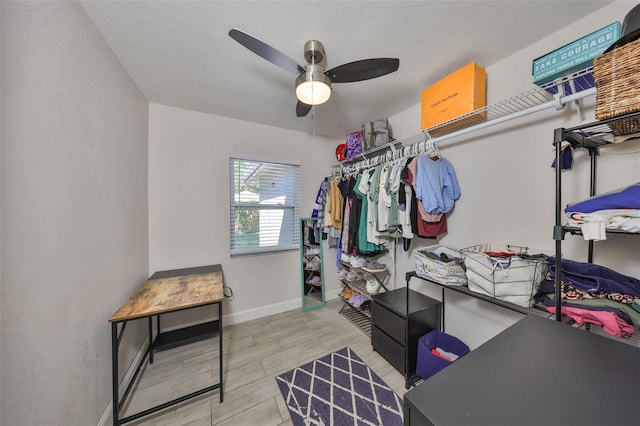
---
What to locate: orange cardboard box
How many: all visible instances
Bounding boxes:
[421,62,486,132]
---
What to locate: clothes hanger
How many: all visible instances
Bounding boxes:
[428,140,442,160]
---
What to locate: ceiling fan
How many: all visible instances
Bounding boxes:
[228,29,400,117]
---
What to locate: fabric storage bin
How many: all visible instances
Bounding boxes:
[462,243,547,308]
[414,245,467,286]
[416,330,470,381]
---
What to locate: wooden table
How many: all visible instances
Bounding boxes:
[109,265,225,426]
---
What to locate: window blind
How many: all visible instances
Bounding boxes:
[230,157,300,256]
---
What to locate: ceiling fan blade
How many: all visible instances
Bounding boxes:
[229,29,305,75]
[325,58,399,83]
[296,101,312,117]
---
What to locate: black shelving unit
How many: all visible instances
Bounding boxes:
[553,111,640,322]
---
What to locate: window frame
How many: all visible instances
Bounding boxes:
[229,156,301,256]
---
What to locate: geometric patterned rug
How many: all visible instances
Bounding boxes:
[275,347,403,426]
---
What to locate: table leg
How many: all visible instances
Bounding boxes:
[442,287,446,332]
[148,317,154,364]
[112,322,120,426]
[218,302,224,402]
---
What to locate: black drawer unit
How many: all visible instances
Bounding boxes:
[371,288,441,386]
[371,325,405,373]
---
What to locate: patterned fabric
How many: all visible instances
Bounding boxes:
[341,197,352,254]
[312,179,329,220]
[547,256,640,298]
[545,271,640,305]
[276,347,403,426]
[312,179,330,238]
[346,131,364,161]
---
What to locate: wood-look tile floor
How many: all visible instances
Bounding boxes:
[122,298,406,426]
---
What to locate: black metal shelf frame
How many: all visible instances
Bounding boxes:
[553,110,640,322]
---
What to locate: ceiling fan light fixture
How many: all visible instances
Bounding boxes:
[229,29,400,117]
[295,67,332,106]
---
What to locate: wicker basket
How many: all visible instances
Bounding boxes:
[414,245,467,286]
[593,37,640,136]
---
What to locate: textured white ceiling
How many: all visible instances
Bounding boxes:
[80,1,612,138]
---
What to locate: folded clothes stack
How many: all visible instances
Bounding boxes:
[565,183,640,241]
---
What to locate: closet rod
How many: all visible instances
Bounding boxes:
[335,86,596,175]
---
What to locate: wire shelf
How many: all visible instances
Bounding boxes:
[427,67,595,139]
[334,67,597,174]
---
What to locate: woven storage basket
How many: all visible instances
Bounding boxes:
[414,245,467,286]
[593,37,640,136]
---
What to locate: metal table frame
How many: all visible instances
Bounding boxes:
[109,265,224,425]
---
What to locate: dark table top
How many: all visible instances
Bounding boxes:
[404,314,640,426]
[374,287,440,317]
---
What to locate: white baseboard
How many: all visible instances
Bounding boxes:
[223,297,301,325]
[97,336,150,426]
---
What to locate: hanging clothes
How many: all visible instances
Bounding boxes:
[386,163,403,232]
[414,155,461,214]
[354,169,386,254]
[322,179,342,247]
[407,155,443,222]
[339,176,353,259]
[312,178,329,220]
[331,141,461,250]
[397,158,414,243]
[404,157,448,238]
[325,178,344,230]
[347,174,363,256]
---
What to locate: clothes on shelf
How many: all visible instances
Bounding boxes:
[564,183,640,240]
[547,256,640,297]
[565,183,640,213]
[544,304,635,339]
[535,257,640,338]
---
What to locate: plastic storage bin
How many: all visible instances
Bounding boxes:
[416,330,470,381]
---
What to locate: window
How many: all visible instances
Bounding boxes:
[230,157,300,256]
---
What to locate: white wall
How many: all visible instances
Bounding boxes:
[386,0,640,349]
[148,1,640,348]
[1,2,149,425]
[148,104,341,327]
